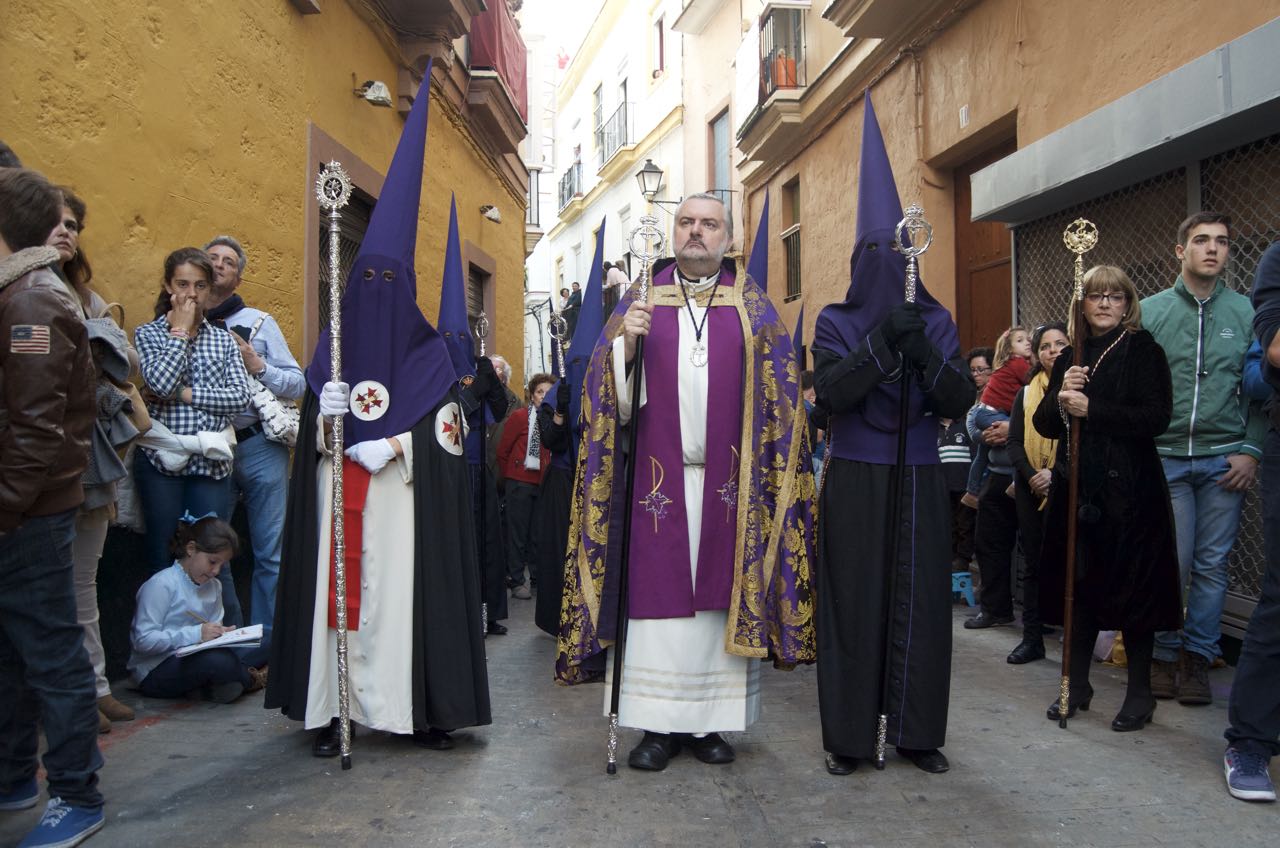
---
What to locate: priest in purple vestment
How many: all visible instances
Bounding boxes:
[556,193,816,772]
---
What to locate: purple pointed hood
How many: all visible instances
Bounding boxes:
[557,217,607,436]
[306,60,458,442]
[438,193,475,380]
[746,192,769,289]
[813,91,960,464]
[815,91,957,359]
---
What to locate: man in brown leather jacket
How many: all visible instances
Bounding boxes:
[0,167,105,846]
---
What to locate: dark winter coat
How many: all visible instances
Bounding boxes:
[1032,327,1181,631]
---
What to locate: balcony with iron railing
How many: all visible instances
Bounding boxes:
[558,163,583,212]
[596,102,635,171]
[760,4,807,103]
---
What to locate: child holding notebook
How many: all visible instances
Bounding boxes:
[129,513,268,702]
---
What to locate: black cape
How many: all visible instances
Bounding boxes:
[813,329,974,758]
[532,403,573,636]
[265,389,491,731]
[1032,327,1181,632]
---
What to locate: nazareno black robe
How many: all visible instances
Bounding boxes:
[265,389,491,732]
[1032,327,1181,632]
[532,403,572,636]
[813,329,974,759]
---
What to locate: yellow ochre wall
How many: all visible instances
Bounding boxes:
[747,0,1277,342]
[2,0,527,383]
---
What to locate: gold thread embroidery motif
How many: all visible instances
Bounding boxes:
[640,456,671,534]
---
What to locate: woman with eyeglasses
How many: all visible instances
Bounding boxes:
[1033,265,1180,732]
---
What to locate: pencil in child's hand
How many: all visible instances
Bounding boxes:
[186,611,210,624]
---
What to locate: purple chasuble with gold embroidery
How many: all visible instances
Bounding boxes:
[627,262,744,618]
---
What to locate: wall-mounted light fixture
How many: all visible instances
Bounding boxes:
[353,78,394,108]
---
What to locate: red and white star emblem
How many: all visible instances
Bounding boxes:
[434,402,466,455]
[349,380,390,421]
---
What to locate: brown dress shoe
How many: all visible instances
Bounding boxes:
[97,709,111,734]
[98,694,135,722]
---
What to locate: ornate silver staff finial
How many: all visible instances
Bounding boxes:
[315,160,355,770]
[627,214,666,304]
[474,311,490,358]
[548,310,569,378]
[1063,218,1100,301]
[894,204,934,304]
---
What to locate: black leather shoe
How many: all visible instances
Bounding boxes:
[1007,639,1046,664]
[312,718,351,758]
[486,622,508,636]
[964,611,1015,629]
[627,732,681,771]
[1045,686,1094,721]
[684,732,735,764]
[896,747,949,774]
[1111,704,1155,732]
[825,752,857,775]
[413,727,455,749]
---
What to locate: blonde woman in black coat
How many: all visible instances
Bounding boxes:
[1034,265,1181,732]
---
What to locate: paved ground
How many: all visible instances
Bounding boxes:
[3,598,1275,848]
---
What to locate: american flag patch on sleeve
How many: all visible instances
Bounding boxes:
[10,324,51,354]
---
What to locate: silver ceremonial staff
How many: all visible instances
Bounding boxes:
[606,213,665,774]
[549,308,569,379]
[316,161,355,770]
[875,203,933,770]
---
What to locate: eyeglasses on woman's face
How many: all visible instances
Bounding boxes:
[1084,292,1127,305]
[970,365,992,374]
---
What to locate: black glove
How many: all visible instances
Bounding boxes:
[897,329,934,367]
[472,356,498,397]
[556,380,571,415]
[880,302,925,344]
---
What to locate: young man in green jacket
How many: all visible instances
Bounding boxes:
[1140,212,1264,706]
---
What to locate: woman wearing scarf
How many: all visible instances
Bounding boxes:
[1004,322,1067,665]
[496,374,554,598]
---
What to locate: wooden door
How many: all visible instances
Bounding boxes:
[954,140,1017,353]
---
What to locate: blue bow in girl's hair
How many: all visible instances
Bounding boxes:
[178,510,218,525]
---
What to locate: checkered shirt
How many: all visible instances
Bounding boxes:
[135,316,251,479]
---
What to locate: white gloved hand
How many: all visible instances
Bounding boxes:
[320,381,350,417]
[345,439,397,474]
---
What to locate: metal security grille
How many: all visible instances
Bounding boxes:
[1013,132,1280,633]
[318,190,373,330]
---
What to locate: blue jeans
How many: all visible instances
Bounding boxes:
[1155,455,1246,662]
[1225,428,1280,758]
[227,432,288,638]
[133,450,239,625]
[0,510,104,808]
[138,640,272,699]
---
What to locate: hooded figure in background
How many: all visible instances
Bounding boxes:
[265,64,492,756]
[812,92,974,776]
[533,219,608,636]
[438,194,512,635]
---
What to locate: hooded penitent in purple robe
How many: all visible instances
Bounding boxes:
[811,92,973,762]
[555,245,817,685]
[305,69,457,444]
[814,94,961,465]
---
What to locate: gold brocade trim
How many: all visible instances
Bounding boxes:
[650,287,735,309]
[724,256,764,658]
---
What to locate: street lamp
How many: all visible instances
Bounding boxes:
[635,159,664,201]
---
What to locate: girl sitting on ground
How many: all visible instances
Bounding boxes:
[129,513,269,703]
